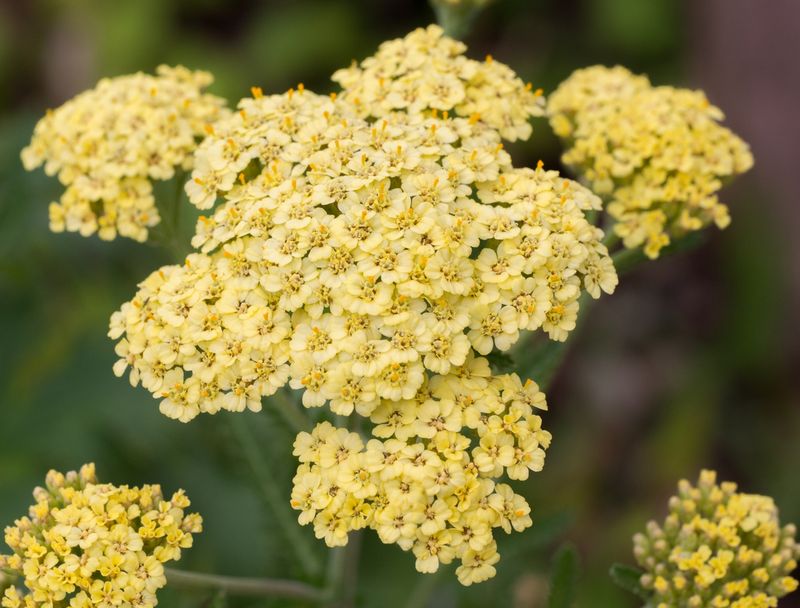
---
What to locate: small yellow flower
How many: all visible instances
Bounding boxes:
[548,65,753,258]
[109,85,615,422]
[290,372,549,585]
[0,465,201,608]
[332,25,545,141]
[22,66,228,242]
[633,470,799,607]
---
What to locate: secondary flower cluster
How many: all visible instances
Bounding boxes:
[332,24,544,141]
[633,470,799,608]
[108,86,616,423]
[548,65,754,258]
[21,65,228,242]
[291,372,549,585]
[0,464,201,608]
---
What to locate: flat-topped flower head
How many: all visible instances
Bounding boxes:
[548,65,753,258]
[0,464,202,608]
[22,65,228,242]
[633,470,799,608]
[291,372,549,585]
[332,25,545,141]
[108,85,615,422]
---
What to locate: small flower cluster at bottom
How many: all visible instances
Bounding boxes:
[0,464,201,608]
[634,470,799,608]
[290,372,549,585]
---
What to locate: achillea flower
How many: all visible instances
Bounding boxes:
[0,464,202,608]
[108,86,616,422]
[548,65,753,258]
[332,25,545,141]
[633,470,799,608]
[22,66,228,242]
[291,372,549,585]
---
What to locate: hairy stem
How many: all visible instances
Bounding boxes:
[228,415,323,578]
[165,567,325,600]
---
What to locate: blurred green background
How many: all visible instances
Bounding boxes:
[1,0,799,606]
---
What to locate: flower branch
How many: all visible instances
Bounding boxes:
[165,568,326,601]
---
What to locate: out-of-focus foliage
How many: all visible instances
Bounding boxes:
[1,1,798,607]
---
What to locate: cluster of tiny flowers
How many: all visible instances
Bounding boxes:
[332,25,544,141]
[291,372,549,585]
[22,66,228,242]
[548,65,754,258]
[0,464,202,608]
[633,470,799,608]
[107,85,616,423]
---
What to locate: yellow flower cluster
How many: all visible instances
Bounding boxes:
[332,25,545,141]
[22,65,228,242]
[0,464,201,608]
[548,65,754,258]
[108,86,616,422]
[291,372,549,585]
[633,470,799,608]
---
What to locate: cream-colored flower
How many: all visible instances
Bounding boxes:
[548,65,753,258]
[332,25,545,141]
[109,86,615,421]
[22,66,228,241]
[0,464,201,608]
[290,372,549,585]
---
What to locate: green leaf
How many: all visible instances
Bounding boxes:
[548,543,579,608]
[486,350,516,374]
[206,589,227,608]
[609,563,650,601]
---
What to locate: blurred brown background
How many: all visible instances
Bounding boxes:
[0,0,798,606]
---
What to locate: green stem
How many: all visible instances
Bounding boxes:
[171,168,185,246]
[320,414,364,607]
[611,247,646,275]
[430,1,490,39]
[228,415,323,578]
[602,229,620,251]
[322,531,363,607]
[165,567,325,601]
[403,568,446,608]
[271,388,314,433]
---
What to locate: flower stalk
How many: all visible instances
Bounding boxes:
[229,415,323,578]
[165,568,326,601]
[430,0,493,39]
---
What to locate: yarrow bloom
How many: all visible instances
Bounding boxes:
[0,464,202,608]
[547,65,754,258]
[291,372,549,585]
[104,30,617,585]
[633,470,799,608]
[21,66,228,242]
[107,84,616,423]
[332,25,545,141]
